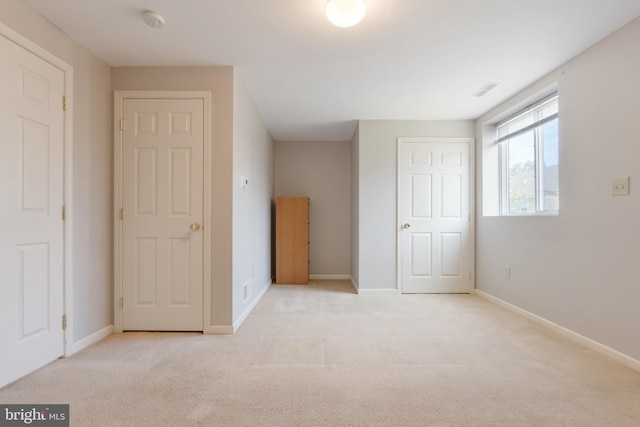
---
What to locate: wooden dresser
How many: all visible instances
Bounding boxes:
[275,197,309,284]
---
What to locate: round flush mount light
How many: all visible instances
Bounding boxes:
[142,11,165,29]
[326,0,366,28]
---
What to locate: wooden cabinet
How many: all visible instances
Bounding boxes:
[275,197,309,284]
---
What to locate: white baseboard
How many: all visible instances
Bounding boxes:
[474,289,640,373]
[350,276,359,293]
[357,288,399,295]
[233,279,272,333]
[309,274,351,280]
[65,325,113,357]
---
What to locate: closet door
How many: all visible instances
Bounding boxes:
[0,33,65,387]
[275,197,309,284]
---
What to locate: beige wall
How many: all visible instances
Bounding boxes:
[232,72,274,327]
[476,16,640,361]
[355,120,476,291]
[111,67,235,329]
[275,141,351,276]
[0,0,113,344]
[350,126,360,287]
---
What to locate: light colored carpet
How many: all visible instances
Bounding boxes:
[2,280,640,426]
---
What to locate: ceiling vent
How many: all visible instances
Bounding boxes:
[473,82,500,97]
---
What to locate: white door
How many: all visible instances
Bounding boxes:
[398,139,470,293]
[0,35,65,387]
[121,98,204,331]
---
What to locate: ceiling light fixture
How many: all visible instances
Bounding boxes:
[142,11,165,29]
[326,0,366,28]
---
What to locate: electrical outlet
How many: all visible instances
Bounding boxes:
[611,176,630,196]
[505,267,511,279]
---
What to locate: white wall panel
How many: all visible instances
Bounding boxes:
[356,120,475,290]
[476,17,640,361]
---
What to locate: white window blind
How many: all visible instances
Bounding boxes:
[497,94,558,143]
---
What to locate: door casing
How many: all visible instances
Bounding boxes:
[396,137,475,294]
[113,90,212,333]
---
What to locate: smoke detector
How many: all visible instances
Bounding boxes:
[142,11,165,29]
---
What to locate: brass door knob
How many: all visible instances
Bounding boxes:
[402,223,411,229]
[189,223,201,231]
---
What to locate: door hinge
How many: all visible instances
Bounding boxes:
[62,96,67,111]
[62,205,67,221]
[62,314,67,330]
[120,208,124,220]
[120,297,124,309]
[120,119,124,131]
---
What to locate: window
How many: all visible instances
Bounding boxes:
[497,94,558,214]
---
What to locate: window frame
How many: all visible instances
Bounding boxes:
[497,94,559,216]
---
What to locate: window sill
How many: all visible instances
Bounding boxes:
[501,211,559,217]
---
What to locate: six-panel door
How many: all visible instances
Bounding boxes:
[122,98,204,331]
[0,34,65,387]
[399,141,470,293]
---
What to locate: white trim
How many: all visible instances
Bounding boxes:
[396,137,475,295]
[358,288,400,295]
[475,289,640,373]
[232,279,272,333]
[468,137,476,294]
[350,276,359,293]
[202,94,212,337]
[0,22,75,357]
[113,93,123,333]
[113,91,212,333]
[309,274,352,280]
[62,56,74,358]
[65,325,113,357]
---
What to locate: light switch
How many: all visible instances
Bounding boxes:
[611,176,630,196]
[241,176,249,189]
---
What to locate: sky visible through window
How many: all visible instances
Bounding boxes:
[506,118,558,213]
[543,119,559,167]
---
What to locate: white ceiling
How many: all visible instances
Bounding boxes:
[22,0,640,141]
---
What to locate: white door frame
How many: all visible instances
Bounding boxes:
[113,91,211,333]
[396,137,475,294]
[0,22,75,355]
